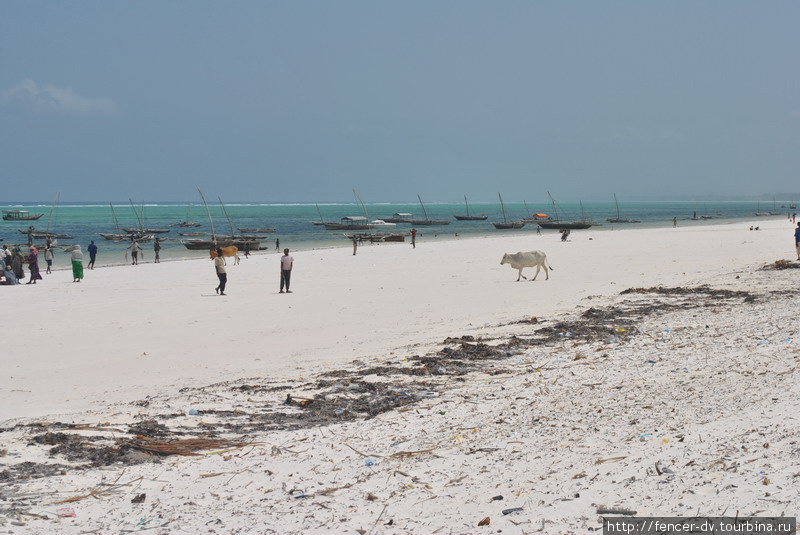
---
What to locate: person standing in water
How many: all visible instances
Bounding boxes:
[214,248,227,295]
[275,238,280,250]
[280,248,293,293]
[87,240,98,269]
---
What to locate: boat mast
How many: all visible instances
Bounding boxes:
[353,190,370,220]
[109,203,121,233]
[614,193,620,219]
[498,192,508,224]
[315,203,325,223]
[197,188,217,241]
[524,200,532,218]
[580,201,586,223]
[218,197,236,236]
[129,198,145,232]
[547,191,560,223]
[464,195,470,217]
[417,194,429,221]
[45,192,59,234]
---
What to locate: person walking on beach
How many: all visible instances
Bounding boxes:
[795,222,800,261]
[673,217,677,228]
[275,238,280,250]
[280,248,293,293]
[411,228,417,249]
[128,240,141,265]
[352,236,358,256]
[44,246,53,274]
[87,240,98,270]
[153,238,161,263]
[2,245,11,268]
[243,241,250,258]
[70,245,84,282]
[26,246,42,284]
[214,248,227,295]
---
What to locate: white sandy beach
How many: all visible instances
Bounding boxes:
[1,218,799,533]
[2,219,794,420]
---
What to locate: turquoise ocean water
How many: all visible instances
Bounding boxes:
[1,200,795,267]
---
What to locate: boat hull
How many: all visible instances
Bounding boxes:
[492,221,525,229]
[406,219,451,226]
[182,239,262,251]
[605,218,641,223]
[538,221,593,230]
[453,215,488,221]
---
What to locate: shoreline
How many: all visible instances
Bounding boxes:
[14,211,794,272]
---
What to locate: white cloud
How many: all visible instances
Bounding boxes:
[1,78,118,116]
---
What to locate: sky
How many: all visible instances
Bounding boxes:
[1,1,798,203]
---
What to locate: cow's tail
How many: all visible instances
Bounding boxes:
[547,259,554,270]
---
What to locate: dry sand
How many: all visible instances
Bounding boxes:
[1,218,798,533]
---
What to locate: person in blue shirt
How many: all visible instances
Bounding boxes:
[795,223,800,261]
[87,241,98,270]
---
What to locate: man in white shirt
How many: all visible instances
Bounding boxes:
[280,248,293,293]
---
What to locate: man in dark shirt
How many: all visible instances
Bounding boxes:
[87,241,98,270]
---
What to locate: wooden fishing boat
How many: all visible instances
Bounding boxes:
[407,195,450,225]
[18,230,74,239]
[491,193,525,229]
[122,227,171,234]
[537,192,594,230]
[182,239,261,250]
[606,193,641,223]
[323,216,374,230]
[379,213,414,223]
[3,210,43,221]
[178,231,206,237]
[453,196,488,221]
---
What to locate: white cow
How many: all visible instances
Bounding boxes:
[500,250,553,281]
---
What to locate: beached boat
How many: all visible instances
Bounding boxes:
[407,195,450,226]
[606,193,641,223]
[182,238,261,250]
[2,210,43,221]
[380,213,414,223]
[453,196,488,221]
[178,231,206,237]
[491,193,525,229]
[345,232,406,243]
[537,192,594,230]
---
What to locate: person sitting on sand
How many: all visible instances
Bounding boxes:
[2,265,19,285]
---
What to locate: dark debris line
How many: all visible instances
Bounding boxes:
[0,285,760,483]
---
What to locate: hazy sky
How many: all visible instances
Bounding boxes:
[1,1,798,203]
